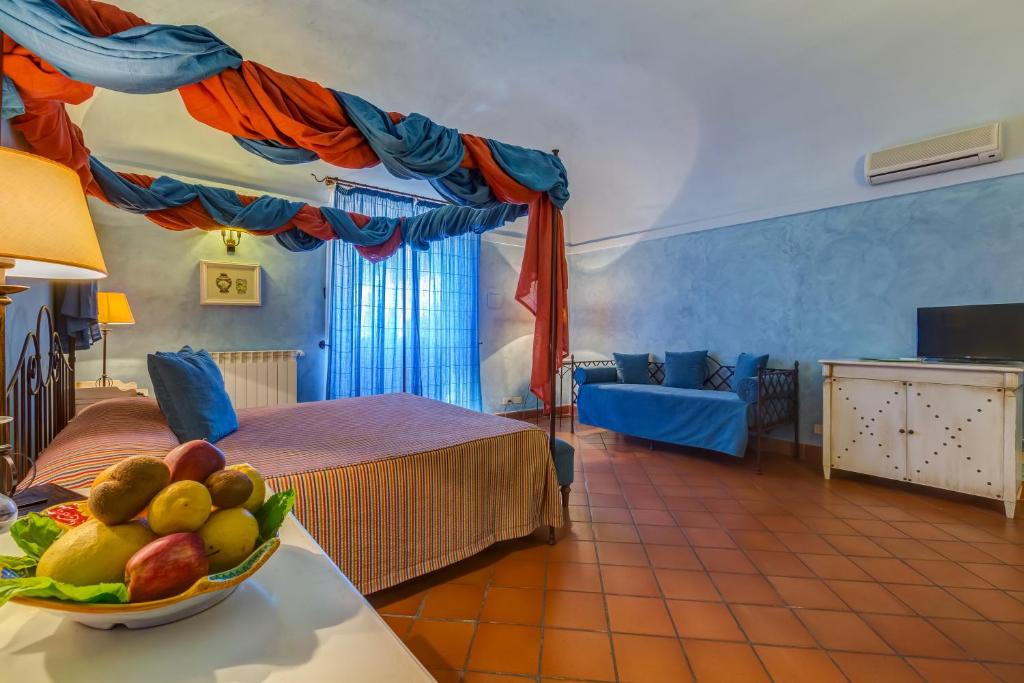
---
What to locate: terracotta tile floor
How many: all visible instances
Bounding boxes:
[368,423,1024,682]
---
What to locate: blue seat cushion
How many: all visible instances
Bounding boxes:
[552,437,575,486]
[733,352,768,390]
[664,350,707,389]
[577,383,750,456]
[147,345,238,443]
[613,352,650,384]
[574,365,618,386]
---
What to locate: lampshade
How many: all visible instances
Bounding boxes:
[0,147,107,279]
[96,292,134,325]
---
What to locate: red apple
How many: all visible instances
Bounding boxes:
[125,533,209,603]
[165,440,226,483]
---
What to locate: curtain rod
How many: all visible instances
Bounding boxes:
[310,173,451,205]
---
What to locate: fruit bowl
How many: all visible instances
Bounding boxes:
[1,471,294,630]
[11,535,280,629]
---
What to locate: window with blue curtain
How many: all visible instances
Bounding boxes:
[325,186,482,410]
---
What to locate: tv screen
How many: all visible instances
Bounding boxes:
[917,303,1024,361]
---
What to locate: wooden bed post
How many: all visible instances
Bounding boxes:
[548,149,561,546]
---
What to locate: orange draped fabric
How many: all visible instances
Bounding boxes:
[3,0,569,406]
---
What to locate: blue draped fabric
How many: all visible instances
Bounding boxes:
[334,92,464,181]
[326,188,482,410]
[335,90,569,209]
[54,281,100,351]
[1,76,25,119]
[0,0,241,94]
[87,156,522,253]
[232,137,319,165]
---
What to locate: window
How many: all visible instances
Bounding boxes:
[325,187,482,410]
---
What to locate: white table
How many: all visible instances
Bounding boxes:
[0,513,434,682]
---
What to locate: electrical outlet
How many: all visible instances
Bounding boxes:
[813,423,823,435]
[501,396,524,406]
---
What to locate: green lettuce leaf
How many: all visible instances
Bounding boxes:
[255,489,295,542]
[0,555,39,576]
[10,513,64,559]
[0,576,128,607]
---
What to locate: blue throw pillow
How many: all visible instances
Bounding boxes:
[664,350,708,389]
[613,352,650,384]
[147,345,238,443]
[733,352,769,391]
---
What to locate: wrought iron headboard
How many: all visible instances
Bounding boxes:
[2,306,76,490]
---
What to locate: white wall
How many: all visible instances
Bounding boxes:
[74,0,1024,256]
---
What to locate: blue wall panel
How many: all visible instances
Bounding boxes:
[570,173,1024,444]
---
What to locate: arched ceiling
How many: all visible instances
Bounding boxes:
[69,0,1024,251]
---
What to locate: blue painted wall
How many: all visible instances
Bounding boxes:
[569,172,1024,445]
[74,202,328,403]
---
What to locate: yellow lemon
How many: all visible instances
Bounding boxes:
[199,507,259,572]
[147,481,212,535]
[37,520,155,586]
[227,463,266,513]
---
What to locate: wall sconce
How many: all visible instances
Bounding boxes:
[221,229,243,254]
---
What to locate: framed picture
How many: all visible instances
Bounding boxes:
[199,260,261,306]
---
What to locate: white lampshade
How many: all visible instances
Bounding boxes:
[0,147,107,279]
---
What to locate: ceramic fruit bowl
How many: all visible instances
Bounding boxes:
[3,489,293,630]
[11,537,279,629]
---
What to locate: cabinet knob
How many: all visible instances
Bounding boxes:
[908,429,915,435]
[899,428,906,434]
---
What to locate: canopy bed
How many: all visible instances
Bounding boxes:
[0,0,570,587]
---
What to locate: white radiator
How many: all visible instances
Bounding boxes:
[210,350,304,408]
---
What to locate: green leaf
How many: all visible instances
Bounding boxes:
[10,513,64,559]
[0,576,128,607]
[0,555,39,576]
[255,489,295,542]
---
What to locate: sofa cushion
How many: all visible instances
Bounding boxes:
[664,350,707,389]
[576,383,749,457]
[574,366,619,386]
[613,352,650,384]
[733,352,768,390]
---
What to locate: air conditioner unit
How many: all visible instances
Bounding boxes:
[865,122,1003,185]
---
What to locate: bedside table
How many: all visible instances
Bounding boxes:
[74,380,148,415]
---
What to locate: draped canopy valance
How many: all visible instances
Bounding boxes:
[0,0,569,405]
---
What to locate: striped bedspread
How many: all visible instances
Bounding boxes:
[28,394,563,593]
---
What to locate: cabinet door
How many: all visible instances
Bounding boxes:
[830,378,907,480]
[906,382,1004,498]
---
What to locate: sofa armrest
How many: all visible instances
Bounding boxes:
[574,366,618,386]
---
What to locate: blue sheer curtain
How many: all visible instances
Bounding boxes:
[326,187,482,410]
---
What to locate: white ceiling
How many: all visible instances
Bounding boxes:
[70,0,1024,251]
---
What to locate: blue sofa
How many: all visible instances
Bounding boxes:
[570,356,799,472]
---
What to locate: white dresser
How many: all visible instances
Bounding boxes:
[821,360,1023,517]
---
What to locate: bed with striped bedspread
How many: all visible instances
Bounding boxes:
[27,394,563,594]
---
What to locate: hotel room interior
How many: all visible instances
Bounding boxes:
[3,1,1024,681]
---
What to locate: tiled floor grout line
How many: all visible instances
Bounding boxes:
[375,428,1024,681]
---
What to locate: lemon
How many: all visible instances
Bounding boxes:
[37,520,155,586]
[199,507,259,572]
[227,463,266,513]
[147,481,212,535]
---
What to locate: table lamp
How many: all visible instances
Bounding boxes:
[0,147,107,499]
[95,292,134,387]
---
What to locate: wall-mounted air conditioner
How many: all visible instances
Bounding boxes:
[865,122,1003,185]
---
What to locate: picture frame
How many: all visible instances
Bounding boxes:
[199,260,261,306]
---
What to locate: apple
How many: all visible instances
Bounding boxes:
[165,440,226,483]
[125,533,209,602]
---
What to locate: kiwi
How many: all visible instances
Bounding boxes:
[88,456,170,525]
[204,469,254,509]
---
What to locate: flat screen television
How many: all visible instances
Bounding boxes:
[917,303,1024,361]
